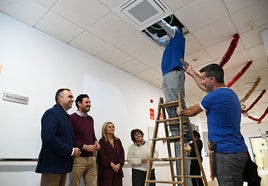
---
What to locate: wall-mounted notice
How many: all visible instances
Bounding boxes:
[3,92,29,105]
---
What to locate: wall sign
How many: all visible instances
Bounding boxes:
[3,92,29,105]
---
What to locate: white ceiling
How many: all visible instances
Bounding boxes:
[0,0,268,124]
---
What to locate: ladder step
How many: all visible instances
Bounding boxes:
[146,180,184,184]
[186,157,200,160]
[175,175,205,179]
[156,117,181,123]
[152,136,181,142]
[148,157,182,161]
[158,100,179,108]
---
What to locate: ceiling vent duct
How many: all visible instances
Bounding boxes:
[113,0,172,31]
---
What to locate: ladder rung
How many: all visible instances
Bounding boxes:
[159,100,179,108]
[156,117,181,123]
[187,175,205,178]
[152,136,181,141]
[186,157,199,160]
[148,157,182,161]
[146,180,184,184]
[175,175,205,179]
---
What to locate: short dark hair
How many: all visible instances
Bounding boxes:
[199,64,224,84]
[193,130,201,139]
[75,94,89,109]
[130,129,144,143]
[55,88,70,103]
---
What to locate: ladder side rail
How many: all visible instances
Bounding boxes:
[185,110,208,186]
[178,93,186,185]
[162,107,176,186]
[145,98,163,186]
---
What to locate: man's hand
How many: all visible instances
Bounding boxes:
[94,141,101,151]
[141,158,147,164]
[73,147,81,157]
[83,144,96,152]
[177,106,183,116]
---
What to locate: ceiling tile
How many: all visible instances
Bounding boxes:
[115,32,158,58]
[223,0,259,13]
[150,78,162,88]
[152,65,161,74]
[224,61,255,81]
[248,44,267,60]
[99,0,125,10]
[136,47,163,68]
[95,46,132,66]
[231,0,268,33]
[185,49,213,67]
[35,0,58,8]
[0,0,48,26]
[35,11,83,43]
[185,34,203,55]
[251,57,268,71]
[207,39,244,60]
[192,17,237,47]
[222,51,251,69]
[163,0,194,12]
[87,12,136,45]
[118,59,150,75]
[136,69,161,82]
[52,0,110,29]
[240,29,262,49]
[69,31,110,56]
[174,0,228,31]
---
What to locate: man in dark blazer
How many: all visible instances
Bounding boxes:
[36,88,81,186]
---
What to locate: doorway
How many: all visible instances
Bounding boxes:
[249,136,268,185]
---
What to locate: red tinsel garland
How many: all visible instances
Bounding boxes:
[242,89,266,114]
[219,33,240,67]
[226,61,252,88]
[247,107,268,124]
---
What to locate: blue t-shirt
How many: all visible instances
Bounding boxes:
[161,29,185,75]
[200,87,247,153]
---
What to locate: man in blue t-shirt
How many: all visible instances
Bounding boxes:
[177,63,248,186]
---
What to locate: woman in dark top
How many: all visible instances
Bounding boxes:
[185,130,204,186]
[97,121,125,186]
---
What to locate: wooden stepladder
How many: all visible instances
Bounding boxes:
[145,94,208,186]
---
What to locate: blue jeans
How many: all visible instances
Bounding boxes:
[132,168,155,186]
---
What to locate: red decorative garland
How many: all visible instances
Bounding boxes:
[247,107,268,124]
[219,33,240,67]
[242,89,266,115]
[226,61,252,87]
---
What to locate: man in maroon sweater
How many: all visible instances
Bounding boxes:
[69,94,101,186]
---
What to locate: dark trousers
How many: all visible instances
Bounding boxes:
[190,160,204,186]
[132,168,155,186]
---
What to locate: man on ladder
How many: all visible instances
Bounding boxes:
[147,18,191,185]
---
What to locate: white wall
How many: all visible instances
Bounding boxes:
[0,12,267,186]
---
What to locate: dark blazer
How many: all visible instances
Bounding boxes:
[36,103,74,173]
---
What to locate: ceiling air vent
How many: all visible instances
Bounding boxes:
[113,0,172,31]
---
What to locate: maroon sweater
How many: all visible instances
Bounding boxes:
[69,112,97,157]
